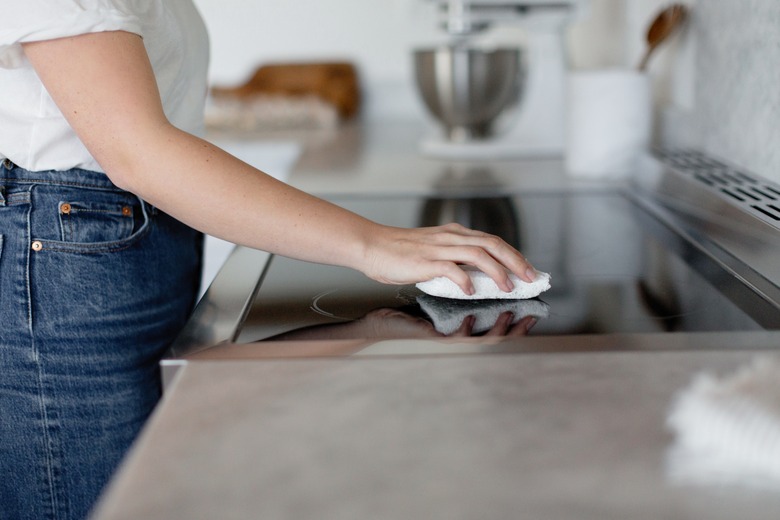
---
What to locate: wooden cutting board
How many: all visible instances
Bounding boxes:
[210,62,361,120]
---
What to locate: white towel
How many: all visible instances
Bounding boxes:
[417,294,549,335]
[666,356,780,489]
[416,266,551,300]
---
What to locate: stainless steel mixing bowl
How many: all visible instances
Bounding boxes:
[414,45,524,141]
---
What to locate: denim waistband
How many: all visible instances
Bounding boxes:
[1,158,120,191]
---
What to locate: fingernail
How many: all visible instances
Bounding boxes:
[525,317,537,333]
[525,268,537,282]
[504,278,514,292]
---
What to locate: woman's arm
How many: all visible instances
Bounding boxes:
[23,31,535,294]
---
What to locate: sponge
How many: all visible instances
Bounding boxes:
[416,266,552,300]
[417,294,549,335]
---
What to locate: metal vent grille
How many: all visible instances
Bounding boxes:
[655,149,780,227]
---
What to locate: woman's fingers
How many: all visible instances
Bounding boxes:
[424,223,535,285]
[422,244,530,295]
[508,316,538,337]
[482,311,515,337]
[451,315,476,337]
[362,223,538,296]
[447,313,537,338]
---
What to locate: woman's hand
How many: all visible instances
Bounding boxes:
[360,222,536,296]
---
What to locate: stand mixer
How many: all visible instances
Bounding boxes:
[415,0,583,159]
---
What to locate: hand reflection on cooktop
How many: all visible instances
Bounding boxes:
[266,304,541,342]
[248,306,539,359]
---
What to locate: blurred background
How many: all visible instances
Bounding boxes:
[192,0,778,183]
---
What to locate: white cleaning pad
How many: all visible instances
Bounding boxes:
[416,266,551,300]
[666,356,780,488]
[417,294,549,335]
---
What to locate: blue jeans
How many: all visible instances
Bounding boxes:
[0,161,202,520]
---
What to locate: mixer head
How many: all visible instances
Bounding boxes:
[427,0,581,35]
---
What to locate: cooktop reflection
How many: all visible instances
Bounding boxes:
[236,191,770,343]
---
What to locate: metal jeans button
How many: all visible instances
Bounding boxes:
[2,158,13,169]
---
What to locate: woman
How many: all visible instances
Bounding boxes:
[0,2,536,518]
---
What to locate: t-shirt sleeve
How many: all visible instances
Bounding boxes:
[0,0,144,68]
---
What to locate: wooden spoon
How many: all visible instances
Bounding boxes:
[638,4,688,71]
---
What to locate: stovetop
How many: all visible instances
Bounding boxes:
[235,188,775,344]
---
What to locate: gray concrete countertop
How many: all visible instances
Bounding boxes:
[93,350,780,520]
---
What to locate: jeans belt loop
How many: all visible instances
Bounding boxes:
[0,159,5,206]
[1,159,13,206]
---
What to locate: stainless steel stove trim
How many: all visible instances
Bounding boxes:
[163,246,272,385]
[174,330,780,362]
[655,149,780,229]
[633,152,780,306]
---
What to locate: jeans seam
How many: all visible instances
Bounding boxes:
[35,345,62,520]
[34,240,143,254]
[72,208,128,215]
[25,196,61,518]
[60,213,73,240]
[0,176,121,191]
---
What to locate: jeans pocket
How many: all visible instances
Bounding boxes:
[58,199,137,243]
[35,188,151,254]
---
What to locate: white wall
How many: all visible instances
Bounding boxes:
[193,0,779,182]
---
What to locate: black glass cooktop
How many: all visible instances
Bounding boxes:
[236,190,772,343]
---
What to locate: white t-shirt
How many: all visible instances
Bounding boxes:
[0,0,209,173]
